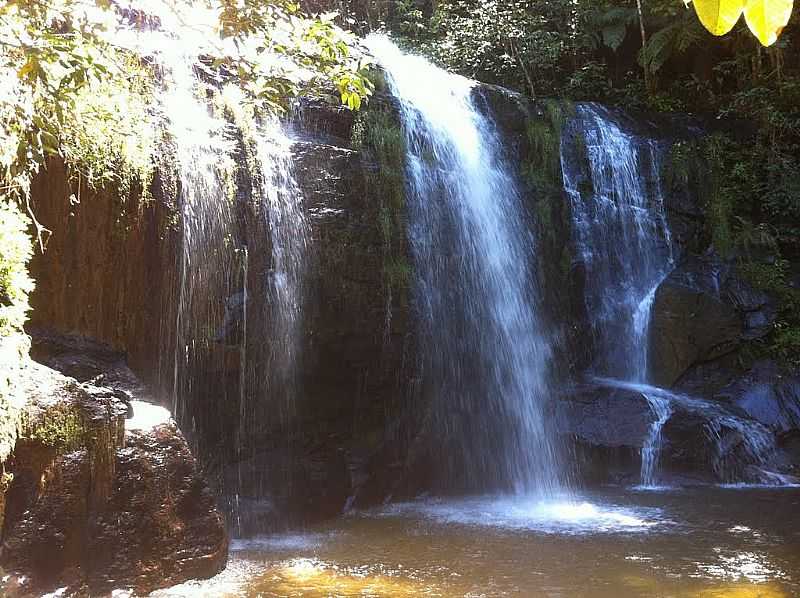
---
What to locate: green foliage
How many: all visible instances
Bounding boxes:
[738,258,800,365]
[419,0,572,97]
[217,0,374,112]
[24,398,86,450]
[1,0,374,208]
[669,133,796,257]
[0,0,376,334]
[702,135,738,255]
[638,12,704,77]
[0,203,34,337]
[0,333,29,462]
[58,52,156,197]
[0,0,127,205]
[395,0,427,37]
[564,62,614,102]
[584,6,638,52]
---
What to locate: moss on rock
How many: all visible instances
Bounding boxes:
[360,100,411,292]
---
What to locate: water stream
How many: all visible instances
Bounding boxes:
[562,104,675,486]
[597,378,780,483]
[36,7,800,598]
[366,36,564,497]
[117,6,312,531]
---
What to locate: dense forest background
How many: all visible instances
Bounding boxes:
[314,0,800,365]
[312,0,800,243]
[2,0,800,362]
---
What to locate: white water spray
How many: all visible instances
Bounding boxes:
[367,36,564,497]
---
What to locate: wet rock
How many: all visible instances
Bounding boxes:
[26,158,179,389]
[222,445,350,532]
[649,251,778,386]
[556,382,656,486]
[87,423,228,594]
[0,341,227,597]
[715,360,800,433]
[557,383,654,449]
[213,291,247,345]
[660,398,785,484]
[556,378,793,486]
[658,409,717,478]
[471,84,531,140]
[292,97,356,146]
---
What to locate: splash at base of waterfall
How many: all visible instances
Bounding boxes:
[153,487,800,598]
[373,495,662,534]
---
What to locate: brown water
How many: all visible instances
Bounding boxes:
[153,488,800,597]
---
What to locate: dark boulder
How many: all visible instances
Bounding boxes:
[87,422,228,594]
[649,251,777,386]
[557,383,654,448]
[0,340,227,597]
[714,360,800,433]
[556,379,794,486]
[556,382,656,485]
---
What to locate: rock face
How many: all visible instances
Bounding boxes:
[27,159,178,389]
[21,84,800,537]
[558,383,655,449]
[557,383,655,485]
[558,378,800,486]
[88,422,228,594]
[0,335,227,597]
[716,360,800,433]
[649,251,777,386]
[27,96,419,533]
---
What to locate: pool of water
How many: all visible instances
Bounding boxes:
[153,487,800,597]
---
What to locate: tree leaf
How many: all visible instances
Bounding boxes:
[692,0,747,35]
[743,0,793,46]
[601,23,627,51]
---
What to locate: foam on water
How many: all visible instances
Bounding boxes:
[148,560,267,598]
[373,496,663,535]
[230,533,329,553]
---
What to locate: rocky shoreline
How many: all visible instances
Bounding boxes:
[0,333,227,597]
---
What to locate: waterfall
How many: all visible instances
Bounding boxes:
[118,10,310,529]
[561,104,674,486]
[562,104,673,383]
[597,379,778,483]
[251,119,309,425]
[227,118,308,535]
[562,107,789,487]
[639,394,671,488]
[156,49,239,428]
[367,36,564,497]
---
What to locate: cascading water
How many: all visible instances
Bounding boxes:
[116,6,311,530]
[367,36,564,497]
[596,379,779,483]
[247,120,309,432]
[226,117,309,536]
[151,43,240,431]
[639,394,671,488]
[562,104,673,383]
[561,104,674,486]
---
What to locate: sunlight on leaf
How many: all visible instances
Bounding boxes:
[743,0,793,46]
[691,0,747,35]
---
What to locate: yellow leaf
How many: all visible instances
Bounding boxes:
[692,0,747,35]
[744,0,793,46]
